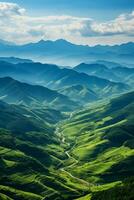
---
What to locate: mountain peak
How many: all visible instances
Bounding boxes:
[55,39,70,43]
[36,38,74,46]
[39,39,44,42]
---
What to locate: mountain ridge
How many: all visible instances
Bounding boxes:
[0,39,134,65]
[0,61,129,99]
[74,62,134,86]
[0,76,79,111]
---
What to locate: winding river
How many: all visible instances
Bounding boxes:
[55,122,90,187]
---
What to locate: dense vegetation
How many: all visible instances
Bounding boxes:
[60,91,134,199]
[0,100,90,200]
[0,54,133,199]
[74,63,134,87]
[0,91,133,199]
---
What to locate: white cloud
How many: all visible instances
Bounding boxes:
[88,12,134,36]
[0,2,25,16]
[0,2,133,45]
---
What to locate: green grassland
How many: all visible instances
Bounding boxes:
[0,91,134,199]
[0,102,89,200]
[59,91,134,199]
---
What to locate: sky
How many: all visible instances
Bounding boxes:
[0,0,134,45]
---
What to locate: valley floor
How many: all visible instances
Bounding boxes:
[55,124,90,187]
[0,91,134,200]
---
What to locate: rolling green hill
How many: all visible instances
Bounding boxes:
[0,77,79,111]
[0,100,65,132]
[59,91,134,199]
[74,63,119,82]
[58,85,98,105]
[0,101,90,200]
[74,63,134,87]
[0,78,133,199]
[0,61,129,99]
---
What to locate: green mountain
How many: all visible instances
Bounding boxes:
[74,63,134,87]
[0,57,133,199]
[0,101,90,200]
[74,63,120,82]
[0,61,129,98]
[59,91,134,199]
[0,100,64,131]
[0,84,134,200]
[0,77,78,111]
[59,85,98,104]
[0,100,43,133]
[111,66,134,86]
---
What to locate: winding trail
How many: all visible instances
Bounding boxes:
[55,115,90,187]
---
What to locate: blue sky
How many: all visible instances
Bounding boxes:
[0,0,134,45]
[1,0,134,19]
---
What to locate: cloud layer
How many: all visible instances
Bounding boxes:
[0,2,25,16]
[0,2,134,44]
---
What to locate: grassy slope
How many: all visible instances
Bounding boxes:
[0,62,129,99]
[60,91,134,199]
[0,77,79,112]
[0,102,90,200]
[58,85,98,105]
[0,91,134,200]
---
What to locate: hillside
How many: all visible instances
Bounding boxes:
[74,63,120,82]
[59,85,98,104]
[0,101,90,200]
[59,91,134,199]
[0,100,45,133]
[0,62,129,99]
[74,63,134,86]
[0,0,134,199]
[0,77,78,111]
[0,86,134,199]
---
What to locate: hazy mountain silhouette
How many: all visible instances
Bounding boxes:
[0,39,134,65]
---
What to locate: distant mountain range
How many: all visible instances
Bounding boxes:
[0,57,33,64]
[0,39,134,200]
[0,39,134,65]
[74,63,134,86]
[0,61,129,101]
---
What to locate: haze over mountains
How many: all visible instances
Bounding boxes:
[0,60,130,103]
[74,63,134,86]
[0,39,134,65]
[0,77,79,111]
[0,37,134,200]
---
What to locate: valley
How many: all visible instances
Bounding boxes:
[0,103,90,200]
[55,124,90,187]
[0,42,134,200]
[0,84,134,200]
[0,0,134,198]
[0,89,134,200]
[56,91,134,199]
